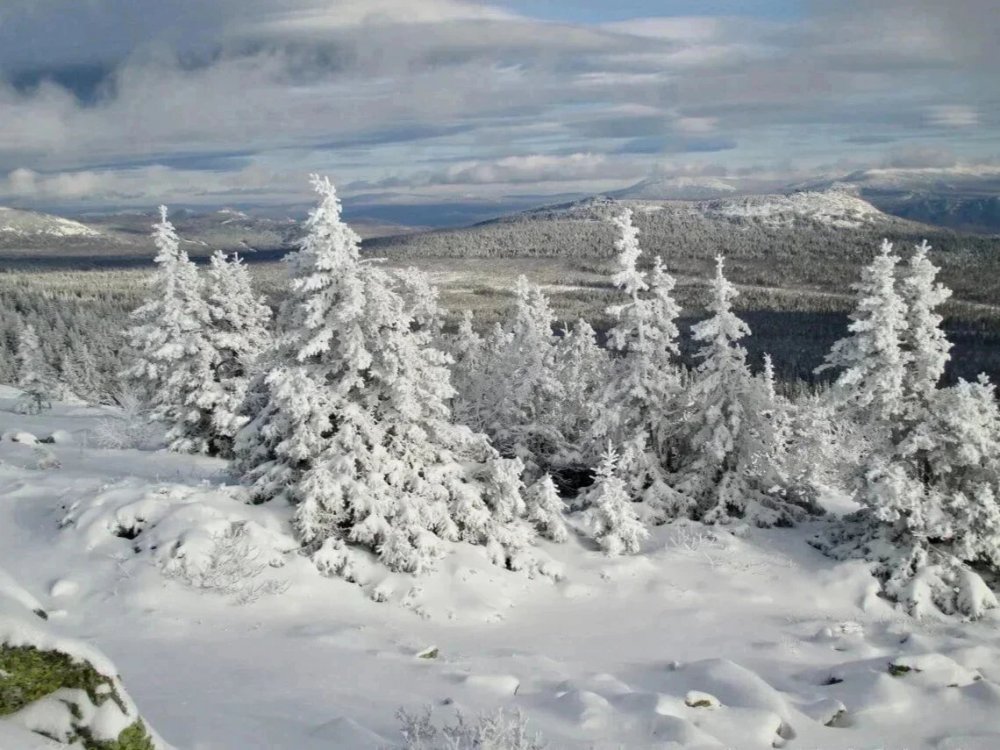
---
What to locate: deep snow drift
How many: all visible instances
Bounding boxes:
[2,386,1000,749]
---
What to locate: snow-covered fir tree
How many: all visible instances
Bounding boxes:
[814,240,999,618]
[126,207,216,453]
[199,251,272,457]
[234,175,535,577]
[526,474,569,543]
[901,375,1000,557]
[597,210,685,517]
[452,277,565,479]
[899,240,951,416]
[817,239,909,427]
[584,444,648,556]
[675,256,819,526]
[60,336,103,404]
[15,323,57,413]
[550,318,609,473]
[447,311,486,428]
[781,390,862,505]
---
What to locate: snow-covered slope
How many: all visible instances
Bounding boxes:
[0,207,101,239]
[795,166,1000,233]
[2,388,1000,749]
[702,190,887,229]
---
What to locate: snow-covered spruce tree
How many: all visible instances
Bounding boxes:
[675,256,820,527]
[454,277,565,479]
[817,239,909,427]
[199,251,272,457]
[549,318,609,477]
[814,241,999,617]
[584,444,648,556]
[60,336,104,404]
[526,473,569,543]
[234,176,535,577]
[447,310,486,429]
[899,240,951,418]
[126,207,216,453]
[14,323,57,413]
[596,210,686,518]
[889,374,1000,615]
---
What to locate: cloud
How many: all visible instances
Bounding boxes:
[0,164,308,208]
[0,0,996,210]
[925,105,980,129]
[349,152,639,191]
[882,146,958,169]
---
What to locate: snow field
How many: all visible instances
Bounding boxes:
[3,394,1000,749]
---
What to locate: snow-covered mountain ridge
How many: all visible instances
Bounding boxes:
[0,206,101,239]
[701,189,886,229]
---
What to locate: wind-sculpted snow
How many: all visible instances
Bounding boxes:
[2,392,1000,748]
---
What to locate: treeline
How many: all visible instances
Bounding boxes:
[0,276,142,399]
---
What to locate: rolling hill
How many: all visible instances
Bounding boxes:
[365,189,1000,311]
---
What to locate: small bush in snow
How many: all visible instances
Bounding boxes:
[91,387,162,450]
[162,522,288,604]
[14,324,57,414]
[396,706,546,750]
[525,474,569,543]
[583,445,648,556]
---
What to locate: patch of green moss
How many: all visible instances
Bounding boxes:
[0,645,123,716]
[79,719,156,750]
[0,645,155,750]
[888,663,914,677]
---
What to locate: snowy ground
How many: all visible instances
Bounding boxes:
[3,388,1000,750]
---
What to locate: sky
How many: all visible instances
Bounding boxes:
[0,0,997,220]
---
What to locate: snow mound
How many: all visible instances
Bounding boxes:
[48,579,78,599]
[703,189,886,229]
[462,673,521,697]
[3,431,38,445]
[59,480,297,603]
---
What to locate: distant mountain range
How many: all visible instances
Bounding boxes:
[602,166,1000,233]
[2,163,998,267]
[0,205,421,258]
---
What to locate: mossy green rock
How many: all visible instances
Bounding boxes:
[0,644,155,750]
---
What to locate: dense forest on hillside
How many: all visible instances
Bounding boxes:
[368,200,1000,306]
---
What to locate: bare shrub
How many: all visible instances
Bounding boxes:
[162,522,289,605]
[91,386,161,450]
[396,706,547,750]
